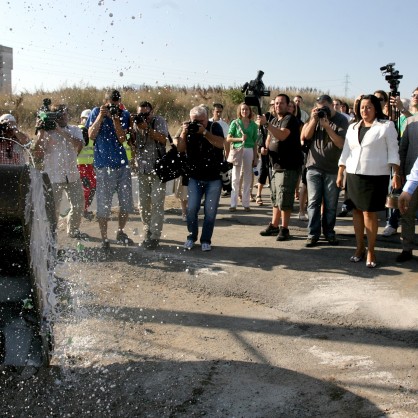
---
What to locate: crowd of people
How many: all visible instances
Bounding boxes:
[0,87,417,266]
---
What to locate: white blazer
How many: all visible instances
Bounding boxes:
[338,119,400,175]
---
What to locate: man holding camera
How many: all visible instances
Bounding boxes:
[86,89,134,251]
[0,114,30,165]
[174,105,225,252]
[301,94,349,247]
[130,101,168,250]
[33,104,86,239]
[256,94,303,241]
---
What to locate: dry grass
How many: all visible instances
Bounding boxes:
[0,85,349,137]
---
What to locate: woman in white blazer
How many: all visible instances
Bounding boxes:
[336,94,401,268]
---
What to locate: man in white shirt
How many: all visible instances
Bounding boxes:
[33,104,86,239]
[399,156,418,213]
[293,95,309,123]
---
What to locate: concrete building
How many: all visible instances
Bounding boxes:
[0,45,13,94]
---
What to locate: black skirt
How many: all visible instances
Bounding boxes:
[346,173,389,212]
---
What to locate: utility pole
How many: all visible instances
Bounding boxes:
[344,74,351,97]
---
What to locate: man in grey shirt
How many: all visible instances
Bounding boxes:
[132,101,169,249]
[301,94,349,247]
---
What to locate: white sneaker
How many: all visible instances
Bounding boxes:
[201,243,212,252]
[298,213,308,221]
[183,239,194,250]
[382,225,397,236]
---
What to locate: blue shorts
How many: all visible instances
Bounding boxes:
[95,166,134,218]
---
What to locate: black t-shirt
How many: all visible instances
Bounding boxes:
[186,121,224,181]
[268,113,303,171]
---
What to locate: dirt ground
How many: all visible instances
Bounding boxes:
[1,189,418,417]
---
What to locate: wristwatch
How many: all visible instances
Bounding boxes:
[202,129,208,136]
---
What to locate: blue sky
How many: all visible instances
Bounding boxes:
[1,0,418,100]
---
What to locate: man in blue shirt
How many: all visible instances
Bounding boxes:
[86,89,134,251]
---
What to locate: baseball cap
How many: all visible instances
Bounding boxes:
[0,113,16,123]
[80,109,91,119]
[316,95,332,104]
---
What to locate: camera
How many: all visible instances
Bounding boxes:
[242,70,270,114]
[187,120,200,134]
[0,122,9,138]
[380,62,403,95]
[107,103,123,117]
[132,112,149,124]
[316,106,331,119]
[36,98,64,132]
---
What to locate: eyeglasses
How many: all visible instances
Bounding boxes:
[411,94,418,98]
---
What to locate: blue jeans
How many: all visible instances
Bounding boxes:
[306,168,340,239]
[187,177,222,244]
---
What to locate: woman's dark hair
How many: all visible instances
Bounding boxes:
[373,89,388,103]
[355,95,385,121]
[341,102,350,115]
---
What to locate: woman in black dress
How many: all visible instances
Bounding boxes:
[336,94,401,267]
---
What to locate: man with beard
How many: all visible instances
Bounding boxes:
[256,94,303,241]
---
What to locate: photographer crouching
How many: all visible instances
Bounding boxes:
[32,103,87,240]
[0,114,31,165]
[174,106,225,252]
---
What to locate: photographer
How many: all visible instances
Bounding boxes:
[174,105,225,252]
[0,114,30,165]
[301,94,349,247]
[86,89,134,251]
[256,95,303,241]
[130,101,168,250]
[33,104,86,239]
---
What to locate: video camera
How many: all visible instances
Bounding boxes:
[36,98,64,133]
[380,62,403,96]
[241,70,270,115]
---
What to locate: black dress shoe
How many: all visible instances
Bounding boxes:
[396,250,413,263]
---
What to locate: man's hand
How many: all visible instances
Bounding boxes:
[99,105,109,118]
[319,116,330,129]
[181,121,190,136]
[310,107,320,121]
[398,191,412,214]
[256,114,267,126]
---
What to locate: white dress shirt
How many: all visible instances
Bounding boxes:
[403,156,418,195]
[338,119,400,175]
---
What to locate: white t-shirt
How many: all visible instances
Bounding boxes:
[209,118,229,138]
[42,125,83,183]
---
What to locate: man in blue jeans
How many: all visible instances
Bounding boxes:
[301,95,349,247]
[174,106,225,252]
